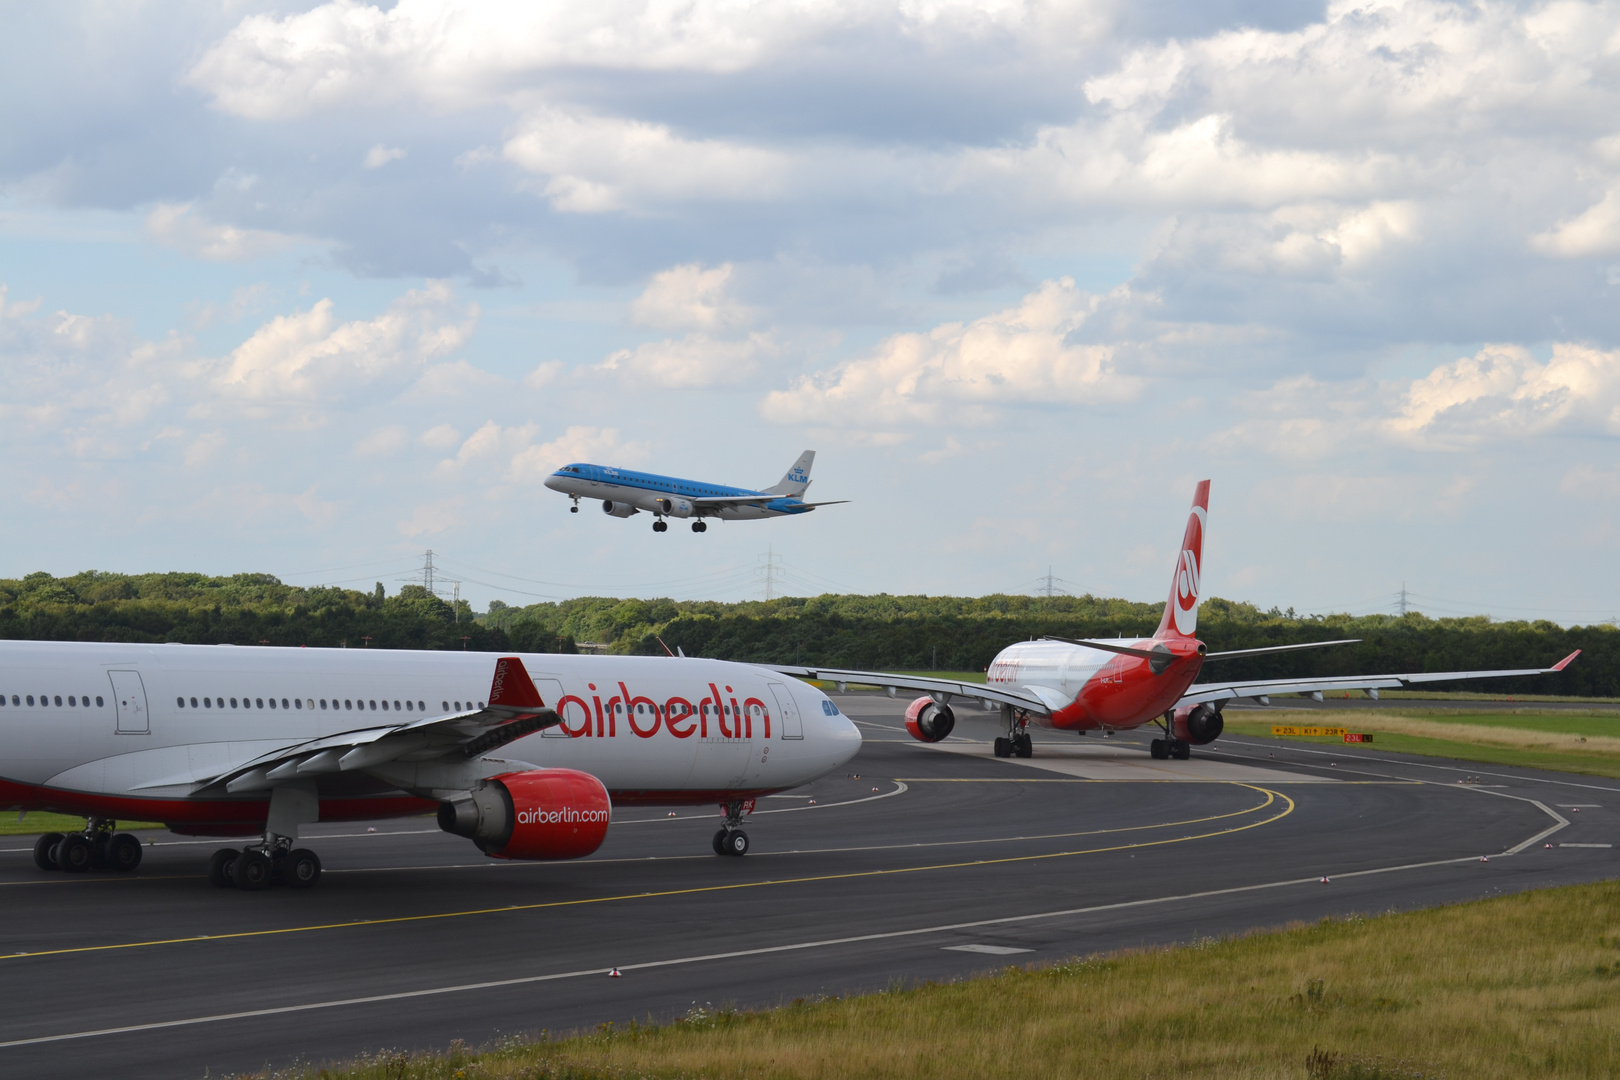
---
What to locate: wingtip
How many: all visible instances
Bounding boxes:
[1551,649,1582,672]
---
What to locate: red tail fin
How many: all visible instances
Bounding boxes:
[489,655,545,709]
[1155,481,1211,640]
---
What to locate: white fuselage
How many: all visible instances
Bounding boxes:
[0,642,860,824]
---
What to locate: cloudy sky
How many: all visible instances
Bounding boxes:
[2,1,1618,623]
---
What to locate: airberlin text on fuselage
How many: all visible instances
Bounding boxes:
[553,681,771,740]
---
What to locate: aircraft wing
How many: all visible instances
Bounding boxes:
[690,493,791,506]
[199,656,561,794]
[764,665,1052,713]
[1178,650,1583,707]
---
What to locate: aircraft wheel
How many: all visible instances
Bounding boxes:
[692,521,707,533]
[233,849,274,891]
[712,828,730,856]
[652,521,666,532]
[1014,734,1033,758]
[723,830,750,857]
[570,505,579,513]
[1173,740,1192,760]
[208,848,239,888]
[57,834,94,873]
[993,736,1010,758]
[1150,739,1167,760]
[34,833,64,871]
[284,848,322,889]
[106,833,143,872]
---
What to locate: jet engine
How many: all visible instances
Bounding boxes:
[903,696,956,742]
[653,496,694,518]
[437,768,611,860]
[601,500,639,518]
[1172,702,1224,745]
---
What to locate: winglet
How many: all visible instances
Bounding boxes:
[489,655,545,709]
[1551,650,1581,672]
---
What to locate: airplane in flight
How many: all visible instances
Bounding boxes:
[543,450,847,532]
[2,646,859,890]
[770,480,1581,760]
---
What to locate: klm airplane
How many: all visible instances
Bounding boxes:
[544,451,847,533]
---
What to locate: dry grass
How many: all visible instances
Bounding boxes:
[261,880,1620,1080]
[1249,708,1620,756]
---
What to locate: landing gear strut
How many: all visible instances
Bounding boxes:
[569,496,580,513]
[33,818,143,874]
[993,705,1033,758]
[1150,711,1191,760]
[209,833,322,890]
[712,799,755,856]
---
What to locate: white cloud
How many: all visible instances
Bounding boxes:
[145,203,304,262]
[183,431,227,467]
[418,424,462,449]
[631,263,753,331]
[209,283,476,404]
[434,420,537,475]
[397,495,468,539]
[354,425,408,456]
[761,278,1141,433]
[1533,187,1620,257]
[597,332,775,389]
[524,360,564,388]
[502,108,789,213]
[1389,343,1620,447]
[363,144,408,169]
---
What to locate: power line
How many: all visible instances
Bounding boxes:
[757,545,782,601]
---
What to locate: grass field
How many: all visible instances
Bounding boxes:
[248,879,1620,1080]
[0,812,163,837]
[1226,708,1620,779]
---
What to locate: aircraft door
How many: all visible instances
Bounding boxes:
[533,679,583,737]
[768,683,803,739]
[109,670,149,734]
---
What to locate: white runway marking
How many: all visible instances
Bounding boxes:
[944,944,1032,955]
[925,740,1340,783]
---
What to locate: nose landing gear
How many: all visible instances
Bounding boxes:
[712,799,755,856]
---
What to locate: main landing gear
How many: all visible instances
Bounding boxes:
[691,520,707,533]
[652,519,668,532]
[993,704,1033,758]
[208,834,322,891]
[33,818,143,874]
[711,799,755,856]
[1150,710,1191,760]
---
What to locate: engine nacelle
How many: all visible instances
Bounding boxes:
[1172,702,1224,745]
[904,696,956,742]
[601,500,639,518]
[653,496,695,518]
[437,768,611,860]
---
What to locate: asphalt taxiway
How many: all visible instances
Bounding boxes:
[2,692,1616,1079]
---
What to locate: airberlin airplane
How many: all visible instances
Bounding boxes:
[0,646,858,890]
[772,481,1581,761]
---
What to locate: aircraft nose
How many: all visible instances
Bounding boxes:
[826,713,862,766]
[543,474,563,491]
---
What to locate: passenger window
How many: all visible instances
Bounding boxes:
[369,700,377,710]
[177,697,185,708]
[479,701,485,708]
[96,696,103,706]
[269,698,278,709]
[344,699,352,710]
[231,698,238,707]
[68,696,76,706]
[255,698,264,708]
[442,701,450,711]
[281,699,289,709]
[54,695,62,706]
[454,701,461,710]
[320,699,327,709]
[295,698,302,709]
[26,695,34,706]
[393,700,401,711]
[382,700,390,711]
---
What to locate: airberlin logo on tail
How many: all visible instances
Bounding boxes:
[1172,506,1206,637]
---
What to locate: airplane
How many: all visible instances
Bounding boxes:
[1,645,860,890]
[543,450,847,532]
[768,480,1581,760]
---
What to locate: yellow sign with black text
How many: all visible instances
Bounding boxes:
[1271,725,1347,737]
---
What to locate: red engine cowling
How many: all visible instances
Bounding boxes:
[437,768,611,860]
[904,696,956,742]
[1172,702,1224,745]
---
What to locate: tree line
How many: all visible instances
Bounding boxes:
[1,572,1612,697]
